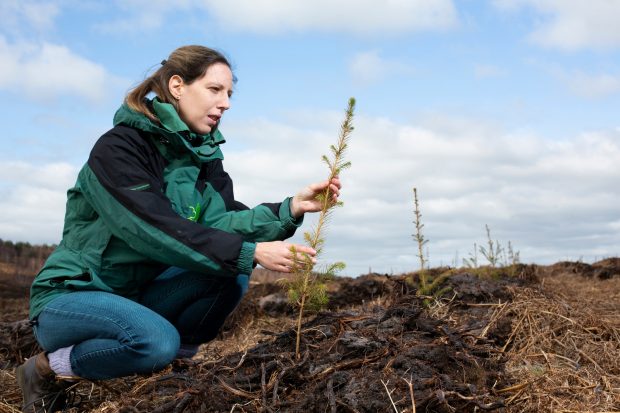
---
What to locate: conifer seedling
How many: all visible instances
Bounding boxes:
[412,187,428,287]
[286,97,355,359]
[411,188,452,300]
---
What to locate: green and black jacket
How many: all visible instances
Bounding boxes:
[30,99,302,318]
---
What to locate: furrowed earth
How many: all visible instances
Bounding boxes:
[1,260,619,412]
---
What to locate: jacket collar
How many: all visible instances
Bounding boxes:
[113,98,225,162]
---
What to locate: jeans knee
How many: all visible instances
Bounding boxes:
[134,328,180,373]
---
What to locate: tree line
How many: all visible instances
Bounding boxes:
[0,239,56,278]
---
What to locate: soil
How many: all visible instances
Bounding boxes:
[0,260,618,412]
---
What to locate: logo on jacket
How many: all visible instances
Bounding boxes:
[188,203,201,222]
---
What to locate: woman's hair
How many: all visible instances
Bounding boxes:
[125,45,234,122]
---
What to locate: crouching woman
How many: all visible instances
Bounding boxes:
[16,45,340,413]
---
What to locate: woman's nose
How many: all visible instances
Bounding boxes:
[219,94,230,111]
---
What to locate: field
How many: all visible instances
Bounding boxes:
[1,260,619,412]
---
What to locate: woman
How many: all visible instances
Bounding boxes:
[16,45,340,413]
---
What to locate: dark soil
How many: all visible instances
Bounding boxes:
[0,259,618,412]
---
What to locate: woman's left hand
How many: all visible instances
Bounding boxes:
[290,177,341,218]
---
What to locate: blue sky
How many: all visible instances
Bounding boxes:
[1,0,619,276]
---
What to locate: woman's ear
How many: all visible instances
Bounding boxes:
[168,75,184,100]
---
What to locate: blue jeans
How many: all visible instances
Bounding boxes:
[33,268,249,380]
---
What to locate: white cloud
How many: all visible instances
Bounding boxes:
[528,60,620,99]
[91,0,458,36]
[539,62,620,98]
[94,0,198,34]
[0,36,123,102]
[0,162,78,244]
[201,0,458,35]
[0,0,60,35]
[222,112,620,275]
[564,71,620,99]
[348,50,414,86]
[492,0,620,51]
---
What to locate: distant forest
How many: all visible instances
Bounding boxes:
[0,239,55,277]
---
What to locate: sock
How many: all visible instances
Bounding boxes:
[176,343,200,359]
[47,345,76,377]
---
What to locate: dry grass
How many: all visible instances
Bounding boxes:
[0,369,21,413]
[496,273,620,412]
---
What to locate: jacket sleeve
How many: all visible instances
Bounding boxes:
[79,127,255,276]
[200,160,303,242]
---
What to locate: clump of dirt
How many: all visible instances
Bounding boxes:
[0,319,39,370]
[221,274,396,335]
[546,258,620,279]
[195,279,511,413]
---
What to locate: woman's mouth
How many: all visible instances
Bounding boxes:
[207,115,220,125]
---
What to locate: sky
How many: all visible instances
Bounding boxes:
[0,0,619,277]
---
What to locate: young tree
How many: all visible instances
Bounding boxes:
[285,98,355,359]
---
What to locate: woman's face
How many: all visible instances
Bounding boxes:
[172,62,233,135]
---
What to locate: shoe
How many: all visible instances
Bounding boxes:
[15,353,69,413]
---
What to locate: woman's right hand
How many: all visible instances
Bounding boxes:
[254,241,317,273]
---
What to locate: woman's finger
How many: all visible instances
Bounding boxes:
[329,184,340,196]
[307,181,329,193]
[292,245,316,256]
